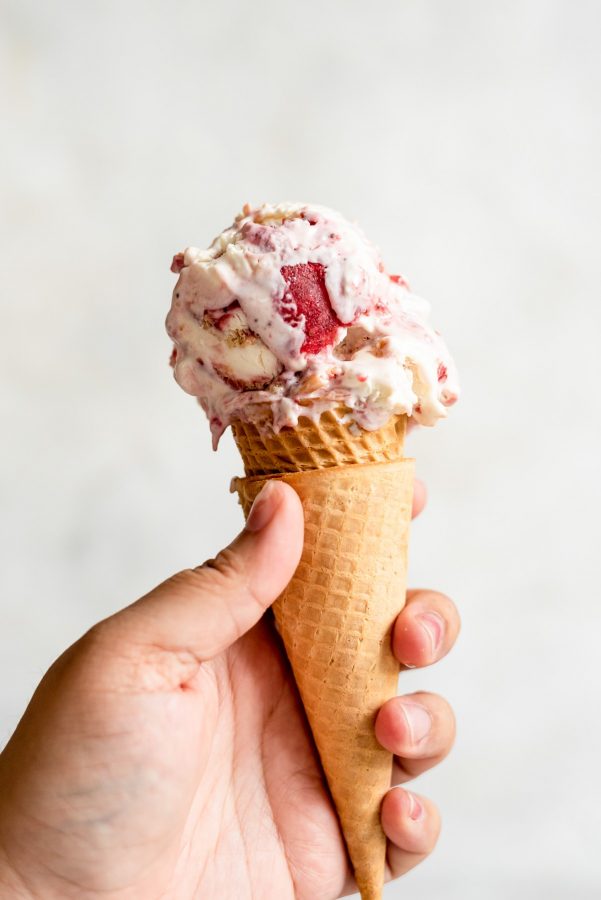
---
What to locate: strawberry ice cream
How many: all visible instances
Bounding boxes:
[166,203,459,446]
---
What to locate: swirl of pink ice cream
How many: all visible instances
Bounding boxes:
[166,202,459,446]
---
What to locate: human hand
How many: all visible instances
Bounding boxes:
[0,480,459,899]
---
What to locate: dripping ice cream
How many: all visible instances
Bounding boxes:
[166,203,459,446]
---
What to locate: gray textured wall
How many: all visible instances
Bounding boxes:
[2,1,600,897]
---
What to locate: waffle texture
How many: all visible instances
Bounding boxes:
[235,459,414,900]
[232,410,407,477]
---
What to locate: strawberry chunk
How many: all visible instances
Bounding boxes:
[280,263,341,354]
[171,253,185,274]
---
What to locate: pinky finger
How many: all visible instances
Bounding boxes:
[382,787,442,881]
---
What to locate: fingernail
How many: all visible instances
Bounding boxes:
[407,791,424,821]
[246,481,280,533]
[400,701,432,744]
[416,611,445,657]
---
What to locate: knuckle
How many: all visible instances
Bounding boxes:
[195,547,246,586]
[164,553,244,599]
[80,616,123,655]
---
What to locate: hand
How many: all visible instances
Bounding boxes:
[0,480,460,899]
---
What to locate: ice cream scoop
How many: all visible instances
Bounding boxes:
[166,202,459,445]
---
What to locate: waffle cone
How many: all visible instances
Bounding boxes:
[232,409,407,476]
[234,414,414,900]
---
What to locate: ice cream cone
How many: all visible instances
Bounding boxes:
[167,202,458,896]
[233,412,414,900]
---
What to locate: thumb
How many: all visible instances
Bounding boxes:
[113,480,304,660]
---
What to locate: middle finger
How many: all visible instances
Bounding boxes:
[375,690,456,783]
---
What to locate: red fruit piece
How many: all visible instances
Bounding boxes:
[241,222,276,251]
[206,300,242,331]
[280,262,342,355]
[171,253,185,274]
[390,273,410,289]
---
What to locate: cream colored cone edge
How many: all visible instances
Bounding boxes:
[235,459,414,900]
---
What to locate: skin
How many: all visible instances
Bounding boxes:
[0,480,460,899]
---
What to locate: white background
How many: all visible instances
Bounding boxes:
[2,1,600,897]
